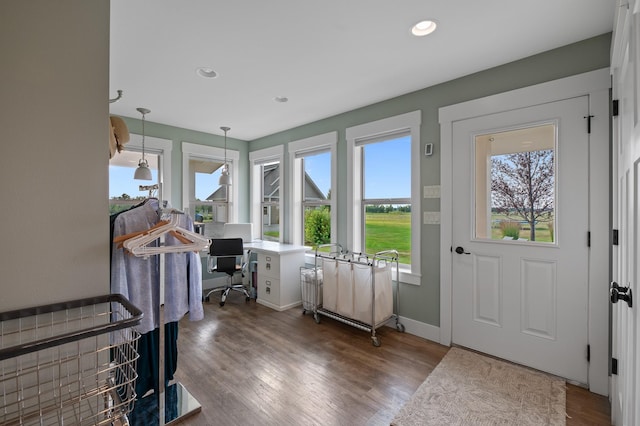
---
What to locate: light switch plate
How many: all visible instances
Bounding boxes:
[423,185,441,198]
[423,211,441,225]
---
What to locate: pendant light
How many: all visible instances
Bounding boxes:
[219,126,232,186]
[133,107,152,180]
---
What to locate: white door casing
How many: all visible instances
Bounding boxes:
[451,98,589,384]
[440,68,610,395]
[611,0,639,423]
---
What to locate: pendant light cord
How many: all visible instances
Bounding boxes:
[141,112,146,162]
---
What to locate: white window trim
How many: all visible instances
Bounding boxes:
[126,134,173,202]
[249,145,284,242]
[288,132,337,248]
[346,111,421,285]
[181,142,239,222]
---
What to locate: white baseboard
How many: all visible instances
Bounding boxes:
[385,316,441,344]
[256,299,302,312]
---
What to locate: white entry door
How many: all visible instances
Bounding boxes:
[611,1,639,423]
[451,96,590,384]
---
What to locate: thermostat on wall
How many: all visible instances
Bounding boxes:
[425,143,433,156]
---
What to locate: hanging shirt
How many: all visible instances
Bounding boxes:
[111,199,204,334]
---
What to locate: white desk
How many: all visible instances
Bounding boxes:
[244,241,309,311]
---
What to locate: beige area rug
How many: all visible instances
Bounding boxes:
[391,347,566,426]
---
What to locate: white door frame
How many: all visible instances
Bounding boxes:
[439,68,610,395]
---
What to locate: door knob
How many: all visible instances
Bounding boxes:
[610,282,633,308]
[454,246,470,255]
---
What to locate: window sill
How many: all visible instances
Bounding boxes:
[396,267,421,286]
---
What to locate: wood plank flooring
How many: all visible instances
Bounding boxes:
[169,295,610,425]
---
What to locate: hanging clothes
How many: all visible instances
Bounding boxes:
[134,321,179,397]
[110,199,204,397]
[111,199,204,335]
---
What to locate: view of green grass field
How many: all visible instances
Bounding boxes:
[365,212,411,264]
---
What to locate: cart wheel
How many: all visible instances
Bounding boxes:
[302,309,307,315]
[204,296,210,302]
[396,323,405,333]
[372,336,381,347]
[314,313,321,324]
[219,301,225,307]
[245,296,251,302]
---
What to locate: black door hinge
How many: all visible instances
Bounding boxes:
[612,357,618,375]
[613,229,619,246]
[613,99,619,117]
[587,344,591,362]
[584,115,594,133]
[587,231,591,247]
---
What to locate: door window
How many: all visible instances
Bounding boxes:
[475,123,556,244]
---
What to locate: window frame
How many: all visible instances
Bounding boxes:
[109,134,172,210]
[346,111,421,285]
[287,132,337,247]
[181,142,239,223]
[249,145,284,242]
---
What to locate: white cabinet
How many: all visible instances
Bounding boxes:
[246,241,307,311]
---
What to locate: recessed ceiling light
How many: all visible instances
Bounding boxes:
[274,96,288,103]
[196,67,218,78]
[411,20,437,37]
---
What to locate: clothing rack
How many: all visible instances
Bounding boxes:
[118,203,209,424]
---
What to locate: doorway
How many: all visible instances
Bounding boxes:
[451,98,589,384]
[440,68,610,394]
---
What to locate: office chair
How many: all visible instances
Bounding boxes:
[204,238,251,306]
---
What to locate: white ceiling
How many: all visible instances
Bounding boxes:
[109,1,614,141]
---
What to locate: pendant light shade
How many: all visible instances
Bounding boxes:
[219,126,232,186]
[134,107,152,181]
[133,160,152,180]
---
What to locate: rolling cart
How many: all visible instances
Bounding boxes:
[0,294,142,425]
[312,244,404,346]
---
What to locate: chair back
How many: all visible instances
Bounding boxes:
[210,238,244,256]
[209,238,244,276]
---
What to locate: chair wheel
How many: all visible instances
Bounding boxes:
[219,301,225,307]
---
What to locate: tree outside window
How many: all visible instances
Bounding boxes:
[477,123,556,243]
[491,150,554,242]
[302,152,331,247]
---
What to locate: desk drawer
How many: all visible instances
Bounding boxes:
[257,253,280,277]
[257,276,280,304]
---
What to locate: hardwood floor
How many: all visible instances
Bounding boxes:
[168,295,610,425]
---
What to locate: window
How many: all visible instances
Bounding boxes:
[182,142,239,239]
[190,157,228,237]
[475,123,556,244]
[288,132,337,248]
[260,160,281,242]
[109,135,172,214]
[250,146,284,242]
[362,135,411,263]
[347,111,421,284]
